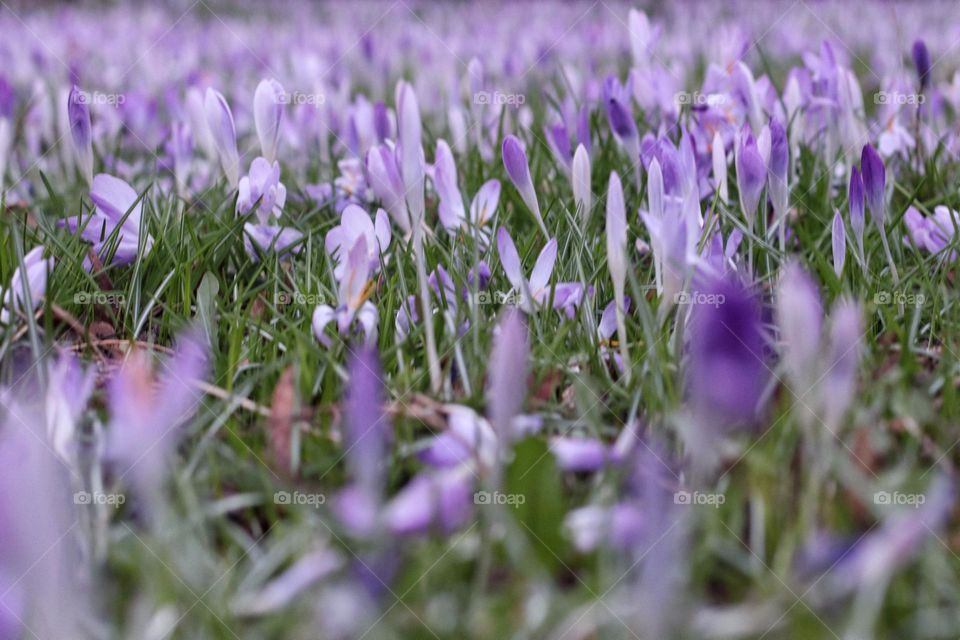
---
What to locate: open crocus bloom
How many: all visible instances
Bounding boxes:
[243,224,304,259]
[312,236,378,346]
[0,246,53,324]
[496,228,585,317]
[66,173,153,266]
[237,157,286,224]
[325,204,391,280]
[903,205,959,258]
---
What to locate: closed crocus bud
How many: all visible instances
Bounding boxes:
[396,81,424,227]
[502,135,547,236]
[606,171,628,295]
[832,210,846,278]
[860,144,886,226]
[735,128,766,229]
[204,88,240,189]
[711,132,728,205]
[768,117,789,222]
[487,308,529,452]
[1,246,54,324]
[67,86,93,185]
[848,166,865,258]
[912,39,931,90]
[571,144,591,223]
[373,101,390,142]
[776,262,823,388]
[253,78,284,163]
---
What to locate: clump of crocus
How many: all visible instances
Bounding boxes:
[0,246,53,324]
[65,173,154,266]
[502,134,548,237]
[434,138,501,243]
[67,85,93,185]
[204,87,240,189]
[496,227,585,317]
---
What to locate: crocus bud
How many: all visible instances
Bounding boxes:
[502,134,547,236]
[711,132,727,205]
[912,39,931,90]
[606,170,627,296]
[396,81,424,227]
[627,9,653,68]
[768,117,789,222]
[735,127,766,228]
[571,144,591,223]
[860,144,886,226]
[67,86,93,185]
[776,262,823,388]
[253,78,284,163]
[688,275,766,429]
[648,157,664,219]
[487,308,529,448]
[821,300,862,427]
[204,88,240,189]
[848,166,865,257]
[832,210,846,278]
[1,246,54,325]
[366,144,411,234]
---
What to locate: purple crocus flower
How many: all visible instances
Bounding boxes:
[435,138,501,241]
[0,246,53,324]
[66,173,154,266]
[687,274,766,429]
[572,144,591,223]
[860,143,886,226]
[735,126,766,228]
[372,101,391,142]
[550,437,608,472]
[237,157,286,224]
[502,135,547,236]
[107,328,208,504]
[253,78,284,162]
[382,467,473,536]
[848,166,866,260]
[396,80,424,227]
[243,224,304,260]
[366,144,411,234]
[821,299,862,427]
[325,204,391,280]
[333,347,390,536]
[67,85,93,184]
[312,236,378,347]
[775,262,823,389]
[903,205,959,258]
[204,88,240,189]
[912,39,931,90]
[487,308,529,445]
[496,227,585,317]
